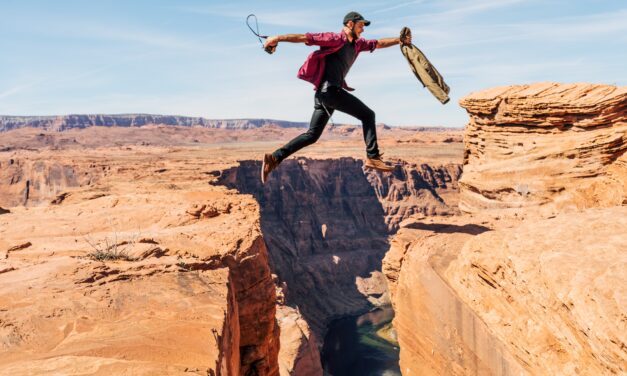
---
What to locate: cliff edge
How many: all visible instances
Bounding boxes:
[0,150,279,376]
[384,83,626,375]
[458,82,626,213]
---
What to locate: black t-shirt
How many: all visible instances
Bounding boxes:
[322,40,356,88]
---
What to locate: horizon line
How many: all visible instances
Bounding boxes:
[0,113,465,128]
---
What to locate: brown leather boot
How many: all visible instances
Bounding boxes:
[364,154,394,172]
[261,153,280,184]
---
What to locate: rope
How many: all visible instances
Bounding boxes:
[320,102,335,127]
[246,14,267,46]
[246,14,275,53]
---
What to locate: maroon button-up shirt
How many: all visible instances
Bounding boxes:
[297,31,378,91]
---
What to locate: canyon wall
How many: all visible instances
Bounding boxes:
[216,158,461,340]
[0,151,280,376]
[0,157,107,207]
[384,83,627,375]
[383,217,528,376]
[276,305,323,376]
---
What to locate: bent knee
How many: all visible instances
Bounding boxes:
[361,108,375,122]
[303,130,322,143]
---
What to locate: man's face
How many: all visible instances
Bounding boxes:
[354,21,366,36]
[346,20,366,37]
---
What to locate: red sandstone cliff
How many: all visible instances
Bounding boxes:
[0,150,279,376]
[383,83,627,375]
[0,129,463,375]
[459,83,626,212]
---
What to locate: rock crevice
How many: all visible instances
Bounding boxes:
[216,157,461,374]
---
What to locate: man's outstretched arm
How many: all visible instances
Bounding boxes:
[264,34,307,49]
[377,38,400,49]
[377,33,412,49]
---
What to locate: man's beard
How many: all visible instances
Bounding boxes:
[351,26,358,40]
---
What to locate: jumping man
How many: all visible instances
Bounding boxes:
[261,11,411,183]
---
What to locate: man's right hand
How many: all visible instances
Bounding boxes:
[263,36,278,54]
[264,36,279,49]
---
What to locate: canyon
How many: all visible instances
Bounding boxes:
[0,123,462,375]
[0,82,625,376]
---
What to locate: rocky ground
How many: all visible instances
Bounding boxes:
[1,82,624,376]
[383,83,626,376]
[0,125,462,375]
[0,146,280,375]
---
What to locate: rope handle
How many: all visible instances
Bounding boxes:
[246,14,276,54]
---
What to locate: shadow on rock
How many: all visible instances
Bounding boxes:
[404,222,491,235]
[215,157,391,334]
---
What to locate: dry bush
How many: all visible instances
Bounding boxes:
[84,222,141,261]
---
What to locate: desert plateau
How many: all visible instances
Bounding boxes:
[1,82,625,375]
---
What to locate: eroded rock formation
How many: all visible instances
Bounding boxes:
[447,207,626,375]
[383,216,526,375]
[0,158,106,207]
[0,125,465,375]
[276,305,323,376]
[384,83,627,375]
[0,150,279,376]
[369,162,462,230]
[458,82,627,212]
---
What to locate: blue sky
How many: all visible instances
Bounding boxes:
[1,0,625,127]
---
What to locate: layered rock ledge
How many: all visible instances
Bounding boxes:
[458,82,626,212]
[384,83,627,375]
[0,149,279,376]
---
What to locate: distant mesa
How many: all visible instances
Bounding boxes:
[0,114,458,133]
[0,114,309,132]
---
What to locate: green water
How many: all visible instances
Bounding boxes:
[321,307,401,376]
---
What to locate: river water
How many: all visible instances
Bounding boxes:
[321,307,401,376]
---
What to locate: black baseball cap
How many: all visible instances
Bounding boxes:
[343,11,370,26]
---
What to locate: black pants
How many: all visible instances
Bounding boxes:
[272,86,380,162]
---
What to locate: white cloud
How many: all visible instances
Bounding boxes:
[2,1,624,127]
[499,9,627,40]
[81,26,205,50]
[0,82,40,100]
[173,5,327,28]
[371,0,426,14]
[433,0,526,19]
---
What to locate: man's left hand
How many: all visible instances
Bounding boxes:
[400,27,412,46]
